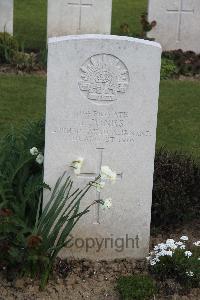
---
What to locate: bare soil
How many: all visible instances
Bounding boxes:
[0,220,199,300]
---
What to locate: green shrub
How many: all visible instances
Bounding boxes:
[163,50,200,76]
[0,120,45,227]
[152,149,200,228]
[12,51,37,72]
[140,13,157,38]
[0,209,30,277]
[0,32,19,64]
[117,275,156,300]
[148,237,200,290]
[160,58,177,79]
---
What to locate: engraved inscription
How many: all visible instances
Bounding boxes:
[79,54,130,103]
[52,110,152,144]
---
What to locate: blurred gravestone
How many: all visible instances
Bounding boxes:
[0,0,13,34]
[148,0,200,52]
[48,0,112,37]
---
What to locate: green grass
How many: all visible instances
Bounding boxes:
[112,0,148,36]
[157,81,200,158]
[0,75,199,159]
[14,0,47,50]
[13,0,147,50]
[0,74,46,133]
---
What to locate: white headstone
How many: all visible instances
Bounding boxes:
[148,0,200,52]
[44,35,161,260]
[0,0,13,34]
[47,0,112,37]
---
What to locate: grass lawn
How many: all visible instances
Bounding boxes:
[14,0,47,50]
[14,0,147,50]
[0,75,46,134]
[0,74,199,159]
[112,0,148,36]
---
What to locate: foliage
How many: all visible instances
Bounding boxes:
[117,275,156,300]
[140,12,156,38]
[148,237,200,290]
[0,120,45,228]
[0,32,19,64]
[163,50,200,77]
[0,209,31,277]
[11,51,37,72]
[37,48,48,70]
[26,173,101,288]
[152,149,200,228]
[160,58,177,80]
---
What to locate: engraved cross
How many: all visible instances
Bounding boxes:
[166,0,194,42]
[78,148,123,224]
[67,0,93,30]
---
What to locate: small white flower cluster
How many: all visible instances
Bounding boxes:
[147,236,200,278]
[147,236,192,266]
[193,241,200,247]
[30,147,44,165]
[71,158,117,210]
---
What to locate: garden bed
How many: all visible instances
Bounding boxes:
[0,219,199,300]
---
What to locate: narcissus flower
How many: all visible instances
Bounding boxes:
[30,147,39,156]
[102,197,112,209]
[95,181,105,193]
[100,166,116,182]
[36,154,44,165]
[72,157,84,175]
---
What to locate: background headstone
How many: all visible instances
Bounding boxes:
[44,35,161,260]
[47,0,112,37]
[148,0,200,52]
[0,0,13,34]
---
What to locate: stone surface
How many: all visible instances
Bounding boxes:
[148,0,200,52]
[44,34,161,260]
[47,0,112,37]
[0,0,13,34]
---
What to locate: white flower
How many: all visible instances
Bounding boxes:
[146,256,151,261]
[185,251,192,258]
[36,154,44,165]
[194,241,200,247]
[186,271,194,277]
[166,239,177,250]
[72,157,84,175]
[176,241,184,247]
[102,197,112,210]
[30,147,39,156]
[180,236,189,241]
[150,260,157,266]
[95,181,105,193]
[158,250,173,257]
[180,245,186,250]
[157,243,168,250]
[198,258,200,261]
[100,166,117,182]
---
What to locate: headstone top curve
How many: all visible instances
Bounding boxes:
[48,34,162,50]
